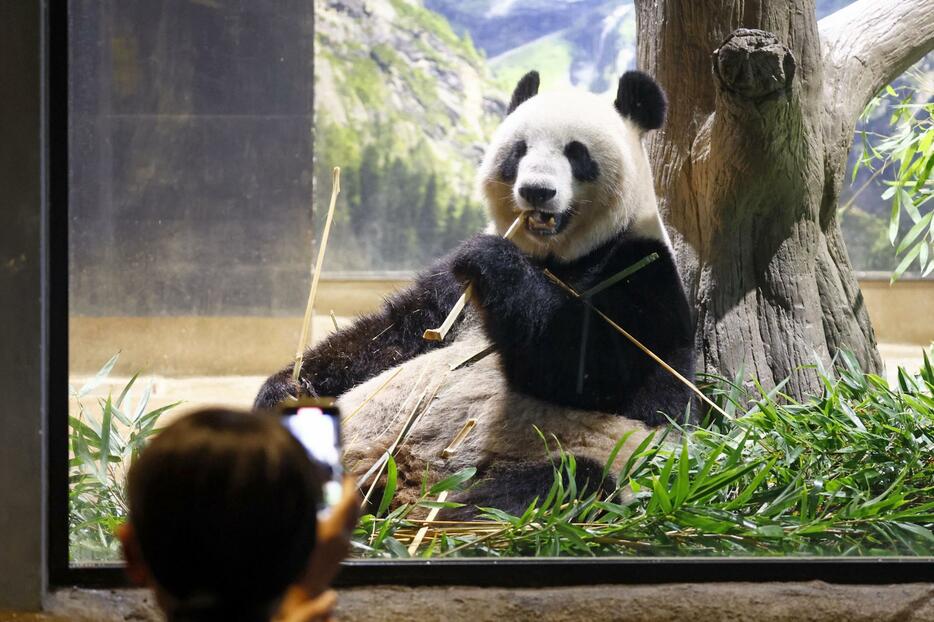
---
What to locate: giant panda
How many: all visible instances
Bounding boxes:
[255,70,695,515]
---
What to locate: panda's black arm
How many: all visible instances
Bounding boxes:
[253,255,465,410]
[530,245,694,423]
[453,234,696,424]
[450,234,567,348]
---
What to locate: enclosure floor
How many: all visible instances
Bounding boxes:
[2,582,933,621]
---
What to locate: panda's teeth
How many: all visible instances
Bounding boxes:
[525,211,561,235]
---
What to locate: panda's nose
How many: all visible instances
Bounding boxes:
[519,185,557,207]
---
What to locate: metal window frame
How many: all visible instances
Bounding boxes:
[45,0,934,589]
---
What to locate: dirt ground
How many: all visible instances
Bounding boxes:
[2,582,933,622]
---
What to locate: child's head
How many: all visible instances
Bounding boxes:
[120,408,322,621]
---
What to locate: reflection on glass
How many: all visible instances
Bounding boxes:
[68,0,932,564]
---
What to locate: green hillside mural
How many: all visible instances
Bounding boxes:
[315,0,929,273]
[313,0,500,270]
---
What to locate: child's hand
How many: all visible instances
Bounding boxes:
[302,476,361,596]
[277,589,337,622]
[277,476,361,621]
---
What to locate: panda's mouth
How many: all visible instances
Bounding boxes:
[525,210,569,236]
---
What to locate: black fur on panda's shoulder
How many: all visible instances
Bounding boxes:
[254,254,465,409]
[451,232,695,427]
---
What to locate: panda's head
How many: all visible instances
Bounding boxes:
[479,71,668,261]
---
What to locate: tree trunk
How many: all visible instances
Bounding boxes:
[634,0,934,395]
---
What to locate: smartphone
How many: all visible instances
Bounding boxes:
[278,399,343,513]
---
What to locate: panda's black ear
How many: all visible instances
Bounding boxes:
[507,70,540,115]
[614,71,667,132]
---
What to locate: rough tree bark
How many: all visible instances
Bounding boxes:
[634,0,934,395]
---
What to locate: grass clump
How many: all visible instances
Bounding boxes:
[69,354,179,562]
[352,351,934,558]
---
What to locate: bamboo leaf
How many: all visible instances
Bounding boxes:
[602,430,636,482]
[98,396,114,482]
[892,242,922,283]
[377,455,397,518]
[428,467,477,496]
[724,458,777,510]
[888,197,901,245]
[651,476,672,514]
[674,440,690,506]
[77,353,119,397]
[114,372,139,410]
[895,212,933,254]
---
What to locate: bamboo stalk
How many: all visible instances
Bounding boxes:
[581,252,659,298]
[407,490,448,555]
[423,213,526,342]
[361,370,451,508]
[329,310,340,331]
[438,525,513,557]
[441,418,477,458]
[292,167,342,383]
[360,385,428,502]
[543,269,731,421]
[422,285,473,343]
[448,344,496,371]
[343,366,404,424]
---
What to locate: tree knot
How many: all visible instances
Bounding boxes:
[713,29,796,101]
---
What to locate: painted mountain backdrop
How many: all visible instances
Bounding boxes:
[314,0,926,272]
[429,0,854,88]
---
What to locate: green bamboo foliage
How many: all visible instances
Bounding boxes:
[67,351,934,560]
[851,67,934,281]
[354,351,934,557]
[69,354,180,561]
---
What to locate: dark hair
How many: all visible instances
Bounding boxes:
[126,408,321,621]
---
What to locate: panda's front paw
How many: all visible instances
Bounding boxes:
[450,234,527,295]
[253,373,303,410]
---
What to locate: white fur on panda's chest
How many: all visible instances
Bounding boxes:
[338,319,653,482]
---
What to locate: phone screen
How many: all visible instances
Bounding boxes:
[279,400,342,512]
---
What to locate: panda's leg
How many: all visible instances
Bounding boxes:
[254,255,465,409]
[619,344,697,427]
[446,457,616,519]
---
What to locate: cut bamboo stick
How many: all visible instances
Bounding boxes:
[441,418,477,458]
[407,490,448,555]
[343,366,405,424]
[581,252,659,298]
[438,525,512,557]
[448,343,496,371]
[423,213,526,342]
[292,167,341,384]
[361,370,451,508]
[543,269,731,421]
[422,285,472,343]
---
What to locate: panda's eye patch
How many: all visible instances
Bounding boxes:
[564,141,600,182]
[498,140,527,182]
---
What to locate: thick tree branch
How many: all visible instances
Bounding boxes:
[820,0,934,126]
[714,29,796,102]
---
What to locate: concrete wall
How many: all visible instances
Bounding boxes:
[68,276,933,376]
[69,277,410,375]
[0,1,47,610]
[858,276,934,345]
[68,1,315,317]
